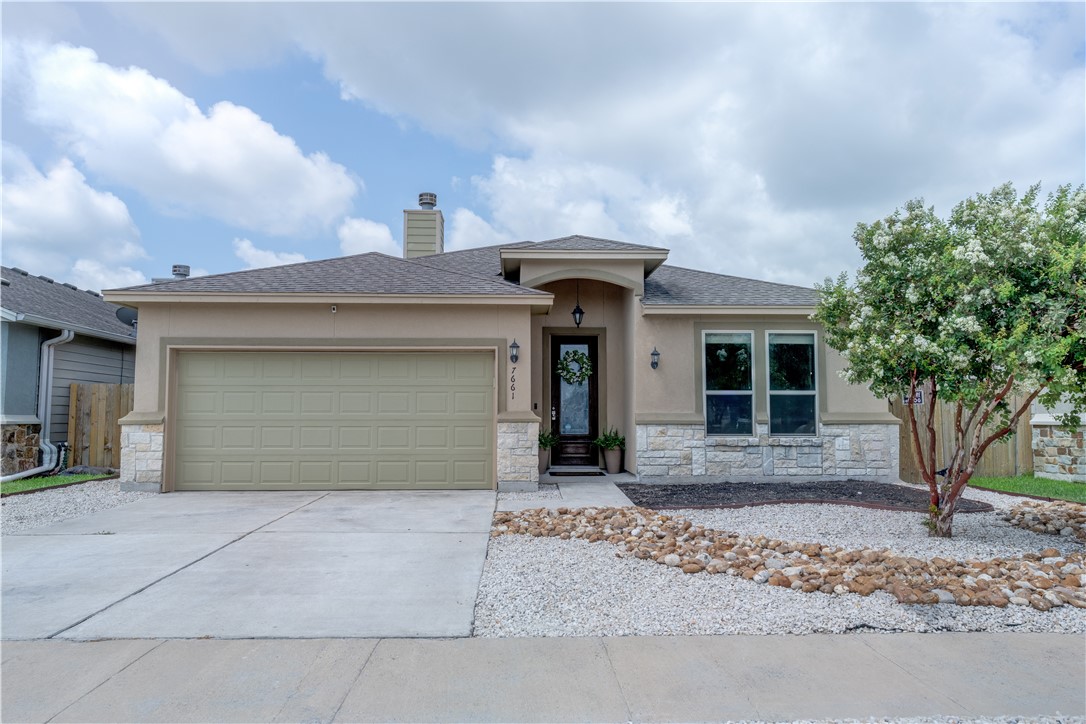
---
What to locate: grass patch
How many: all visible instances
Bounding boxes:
[1,473,113,496]
[970,474,1086,504]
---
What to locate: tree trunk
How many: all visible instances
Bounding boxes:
[929,504,955,538]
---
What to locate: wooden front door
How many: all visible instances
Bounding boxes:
[550,337,598,466]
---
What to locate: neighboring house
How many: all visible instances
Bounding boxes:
[1,267,137,477]
[1031,400,1086,483]
[104,194,900,493]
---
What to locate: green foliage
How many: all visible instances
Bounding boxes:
[593,426,625,450]
[1,473,113,495]
[969,474,1086,504]
[816,183,1086,424]
[814,182,1086,535]
[538,429,560,450]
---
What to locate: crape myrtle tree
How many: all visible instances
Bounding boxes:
[815,183,1086,537]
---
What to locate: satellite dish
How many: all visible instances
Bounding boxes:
[116,307,138,327]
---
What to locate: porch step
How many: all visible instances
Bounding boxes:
[546,465,605,477]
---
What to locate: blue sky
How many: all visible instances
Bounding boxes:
[2,2,1083,292]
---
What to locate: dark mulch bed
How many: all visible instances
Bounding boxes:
[617,480,994,513]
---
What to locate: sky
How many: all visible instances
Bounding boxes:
[1,2,1083,293]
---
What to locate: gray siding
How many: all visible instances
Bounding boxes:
[1,322,42,417]
[49,336,135,443]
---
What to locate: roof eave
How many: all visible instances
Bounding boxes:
[0,308,136,344]
[500,248,669,276]
[103,291,554,306]
[641,304,816,316]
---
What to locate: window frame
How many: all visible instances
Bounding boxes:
[702,329,756,437]
[765,329,818,436]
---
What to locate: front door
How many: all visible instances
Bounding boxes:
[550,336,598,466]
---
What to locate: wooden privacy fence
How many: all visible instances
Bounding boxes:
[67,383,134,469]
[889,394,1034,484]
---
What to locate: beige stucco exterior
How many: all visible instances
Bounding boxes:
[109,243,900,491]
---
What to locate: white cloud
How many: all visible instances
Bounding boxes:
[70,260,148,293]
[232,239,306,270]
[337,217,398,256]
[11,42,358,236]
[9,4,1082,286]
[446,208,513,252]
[1,145,146,277]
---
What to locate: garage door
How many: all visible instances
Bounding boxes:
[173,351,494,490]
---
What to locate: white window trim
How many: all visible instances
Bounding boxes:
[702,329,756,437]
[765,330,818,437]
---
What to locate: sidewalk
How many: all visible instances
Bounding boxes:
[3,633,1083,722]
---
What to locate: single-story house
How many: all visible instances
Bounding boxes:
[104,194,901,493]
[1,266,137,478]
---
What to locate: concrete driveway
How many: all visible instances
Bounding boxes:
[1,490,496,640]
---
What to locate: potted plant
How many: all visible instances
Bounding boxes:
[538,429,559,474]
[593,426,625,474]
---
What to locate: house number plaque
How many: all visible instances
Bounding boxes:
[509,366,516,399]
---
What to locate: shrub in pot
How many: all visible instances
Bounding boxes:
[538,429,559,474]
[593,426,625,474]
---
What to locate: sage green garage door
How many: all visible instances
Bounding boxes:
[174,351,495,490]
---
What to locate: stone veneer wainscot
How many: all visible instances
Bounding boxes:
[636,423,899,482]
[1032,423,1086,483]
[1,422,42,476]
[497,420,540,492]
[119,422,164,491]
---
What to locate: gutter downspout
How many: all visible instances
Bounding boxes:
[1,329,75,482]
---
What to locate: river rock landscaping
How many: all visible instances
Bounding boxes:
[491,506,1086,611]
[1003,500,1086,542]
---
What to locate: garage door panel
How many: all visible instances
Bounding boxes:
[261,392,295,414]
[220,427,255,449]
[181,391,219,415]
[339,392,373,414]
[222,357,258,379]
[175,351,494,490]
[415,427,448,449]
[338,427,373,449]
[260,427,295,449]
[299,427,333,449]
[222,391,258,414]
[301,392,334,414]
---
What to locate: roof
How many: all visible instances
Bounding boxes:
[0,266,137,342]
[107,235,818,309]
[113,252,547,297]
[643,265,819,307]
[525,235,667,253]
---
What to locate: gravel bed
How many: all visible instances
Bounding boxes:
[474,494,1086,638]
[1,479,154,534]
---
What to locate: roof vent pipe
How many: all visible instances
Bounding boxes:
[172,264,190,279]
[418,192,437,210]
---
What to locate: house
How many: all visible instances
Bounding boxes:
[103,194,900,493]
[1,267,137,478]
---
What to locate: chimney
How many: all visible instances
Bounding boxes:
[152,263,191,283]
[403,192,444,259]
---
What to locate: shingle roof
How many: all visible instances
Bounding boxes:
[643,265,818,307]
[1,266,137,340]
[524,235,668,253]
[108,237,817,308]
[114,252,546,296]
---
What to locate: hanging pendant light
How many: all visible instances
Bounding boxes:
[572,280,584,327]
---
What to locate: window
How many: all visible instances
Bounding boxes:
[768,332,817,435]
[704,332,753,435]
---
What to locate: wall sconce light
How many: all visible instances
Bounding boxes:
[509,339,520,364]
[650,347,660,369]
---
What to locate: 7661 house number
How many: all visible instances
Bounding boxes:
[510,366,516,400]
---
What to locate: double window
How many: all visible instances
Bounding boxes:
[703,331,817,436]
